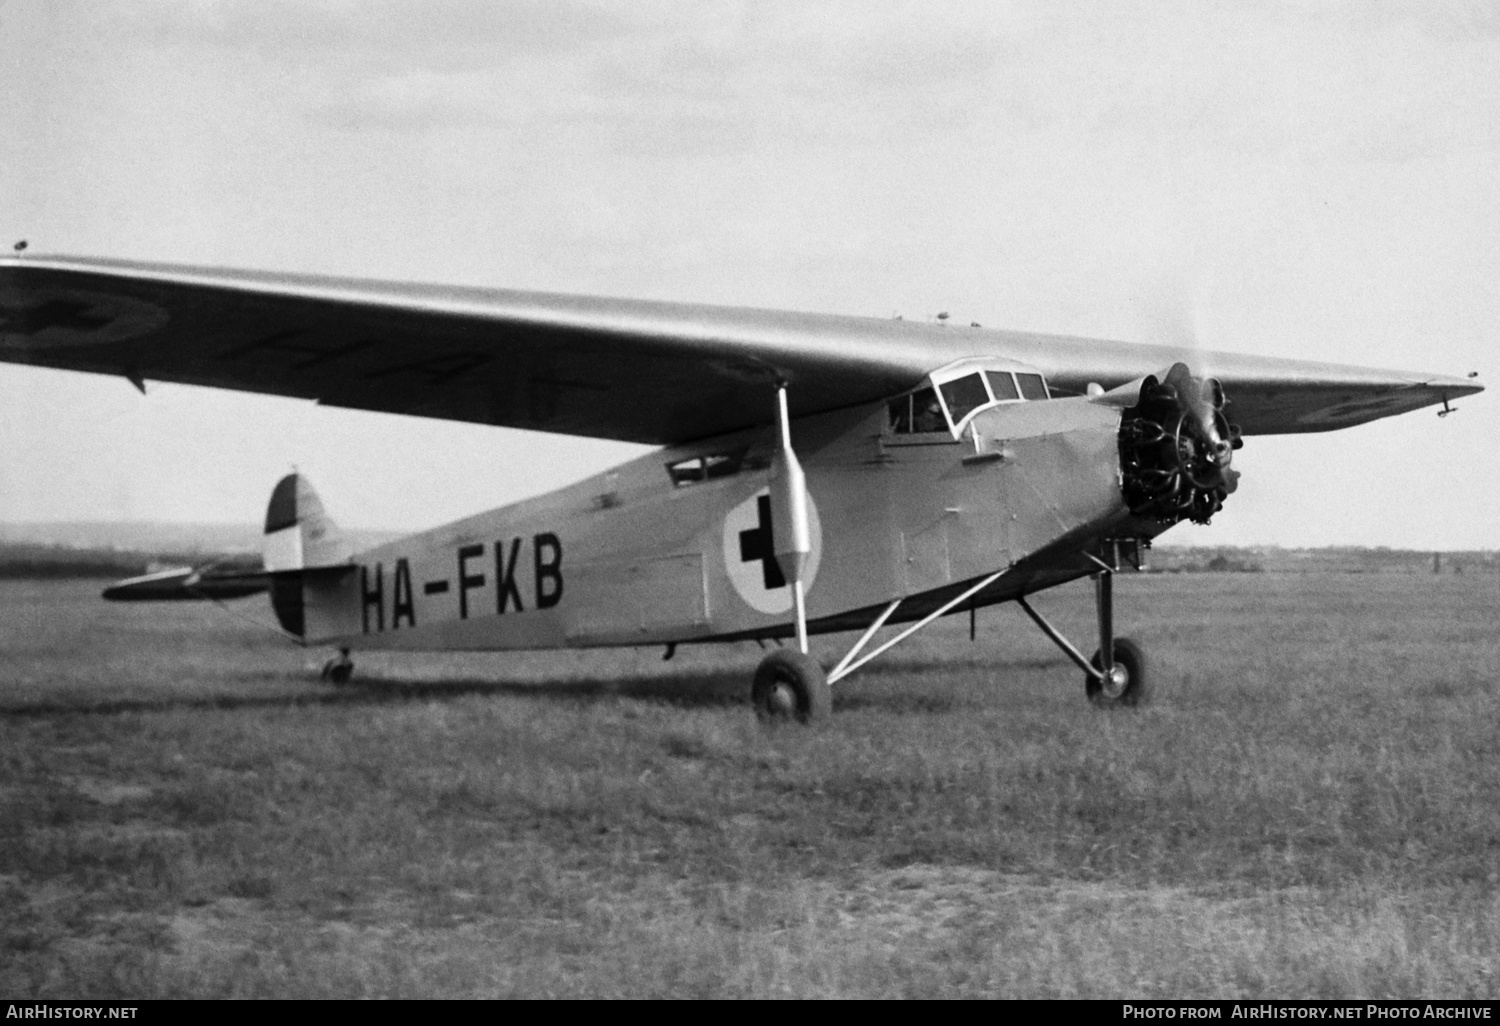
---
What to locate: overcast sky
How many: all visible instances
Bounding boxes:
[2,0,1496,548]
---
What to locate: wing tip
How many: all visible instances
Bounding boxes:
[1431,375,1483,398]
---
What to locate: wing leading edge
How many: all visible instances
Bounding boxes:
[0,255,1480,443]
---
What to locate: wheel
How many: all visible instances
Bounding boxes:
[752,650,830,724]
[321,654,354,686]
[1086,637,1146,708]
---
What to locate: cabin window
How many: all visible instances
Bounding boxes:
[939,373,990,424]
[888,386,947,434]
[703,454,740,480]
[667,457,706,487]
[666,450,752,487]
[985,370,1021,402]
[1016,372,1050,401]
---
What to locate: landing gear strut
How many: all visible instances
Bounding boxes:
[1016,553,1148,708]
[320,648,354,686]
[751,381,826,723]
[749,525,1151,719]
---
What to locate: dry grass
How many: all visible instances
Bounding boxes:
[2,573,1498,997]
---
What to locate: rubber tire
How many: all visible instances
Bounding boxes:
[752,650,831,725]
[1086,637,1147,708]
[323,659,353,686]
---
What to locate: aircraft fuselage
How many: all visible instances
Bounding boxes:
[294,389,1160,652]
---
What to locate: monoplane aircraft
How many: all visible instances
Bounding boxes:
[0,254,1481,721]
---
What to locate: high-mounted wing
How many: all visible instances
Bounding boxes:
[0,255,1480,443]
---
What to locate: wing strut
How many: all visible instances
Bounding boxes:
[770,383,812,654]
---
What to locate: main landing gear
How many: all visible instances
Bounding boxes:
[320,648,354,686]
[753,381,827,724]
[752,650,831,724]
[1016,552,1148,708]
[752,544,1149,723]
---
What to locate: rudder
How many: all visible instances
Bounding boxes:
[263,473,352,572]
[263,473,355,640]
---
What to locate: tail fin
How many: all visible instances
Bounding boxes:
[263,473,352,572]
[264,473,357,640]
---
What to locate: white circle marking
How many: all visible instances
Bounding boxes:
[721,487,822,615]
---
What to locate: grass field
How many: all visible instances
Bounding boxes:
[2,572,1498,998]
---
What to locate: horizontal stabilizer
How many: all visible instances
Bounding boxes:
[101,565,268,602]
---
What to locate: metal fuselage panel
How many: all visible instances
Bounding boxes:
[302,393,1137,651]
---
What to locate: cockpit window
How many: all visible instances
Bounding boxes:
[889,364,1053,439]
[888,386,948,434]
[985,370,1020,402]
[1016,372,1050,401]
[939,373,990,424]
[888,395,912,433]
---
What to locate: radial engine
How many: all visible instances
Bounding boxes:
[1118,363,1242,525]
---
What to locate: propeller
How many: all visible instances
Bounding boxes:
[1113,279,1247,524]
